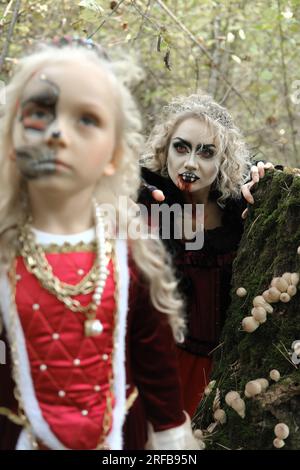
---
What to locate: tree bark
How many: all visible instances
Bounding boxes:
[193,168,300,450]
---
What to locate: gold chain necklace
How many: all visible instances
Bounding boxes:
[19,223,99,295]
[18,200,111,337]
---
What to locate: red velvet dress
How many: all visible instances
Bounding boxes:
[0,230,186,450]
[139,168,245,416]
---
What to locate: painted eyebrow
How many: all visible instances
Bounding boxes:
[196,143,216,151]
[173,137,216,150]
[21,92,57,108]
[173,137,192,150]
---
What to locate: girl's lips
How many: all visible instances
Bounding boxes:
[54,160,71,169]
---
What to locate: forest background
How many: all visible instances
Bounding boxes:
[0,0,300,167]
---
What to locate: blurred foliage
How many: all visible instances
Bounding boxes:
[0,0,300,165]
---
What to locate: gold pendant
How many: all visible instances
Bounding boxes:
[84,318,103,337]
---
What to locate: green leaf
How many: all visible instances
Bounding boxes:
[261,70,273,80]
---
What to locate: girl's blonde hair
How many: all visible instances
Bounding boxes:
[0,43,184,341]
[142,93,251,202]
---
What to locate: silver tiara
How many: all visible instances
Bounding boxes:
[163,94,234,129]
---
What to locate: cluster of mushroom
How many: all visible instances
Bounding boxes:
[273,423,289,448]
[224,369,281,420]
[237,271,299,333]
[225,391,245,418]
[244,378,269,397]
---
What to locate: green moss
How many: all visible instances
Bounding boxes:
[193,169,300,450]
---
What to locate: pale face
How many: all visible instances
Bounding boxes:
[12,60,119,196]
[167,117,221,193]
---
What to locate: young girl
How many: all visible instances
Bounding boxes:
[139,93,264,417]
[0,40,199,450]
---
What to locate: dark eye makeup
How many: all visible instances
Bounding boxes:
[21,104,55,131]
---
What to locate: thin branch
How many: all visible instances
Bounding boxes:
[87,0,126,39]
[0,0,21,73]
[0,0,14,26]
[134,0,153,41]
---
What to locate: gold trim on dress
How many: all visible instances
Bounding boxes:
[126,387,139,413]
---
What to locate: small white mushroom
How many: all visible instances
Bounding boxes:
[268,287,281,302]
[287,285,297,296]
[262,290,273,303]
[271,277,280,288]
[252,295,267,308]
[204,380,216,396]
[242,316,260,333]
[236,287,247,297]
[293,341,300,351]
[194,429,203,439]
[256,378,269,391]
[269,369,280,382]
[297,246,300,255]
[213,409,227,424]
[271,277,289,292]
[225,391,240,406]
[291,273,299,286]
[245,380,262,396]
[274,423,289,440]
[273,438,285,448]
[280,292,291,303]
[263,302,273,314]
[231,397,246,418]
[252,296,273,313]
[251,307,267,323]
[282,272,292,283]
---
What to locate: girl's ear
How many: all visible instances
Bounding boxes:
[103,144,123,176]
[9,149,16,161]
[103,161,116,176]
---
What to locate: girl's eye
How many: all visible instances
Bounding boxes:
[173,143,187,154]
[22,107,53,131]
[79,114,100,127]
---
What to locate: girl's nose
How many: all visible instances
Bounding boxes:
[44,120,69,147]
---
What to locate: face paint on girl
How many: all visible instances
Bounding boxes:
[12,60,119,194]
[167,117,221,193]
[14,75,60,178]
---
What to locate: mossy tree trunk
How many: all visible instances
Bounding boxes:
[193,169,300,450]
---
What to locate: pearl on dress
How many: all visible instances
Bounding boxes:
[73,358,81,366]
[40,364,47,371]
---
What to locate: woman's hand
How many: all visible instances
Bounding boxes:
[241,161,274,219]
[142,181,165,202]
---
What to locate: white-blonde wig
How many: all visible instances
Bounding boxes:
[0,43,184,341]
[142,93,251,202]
